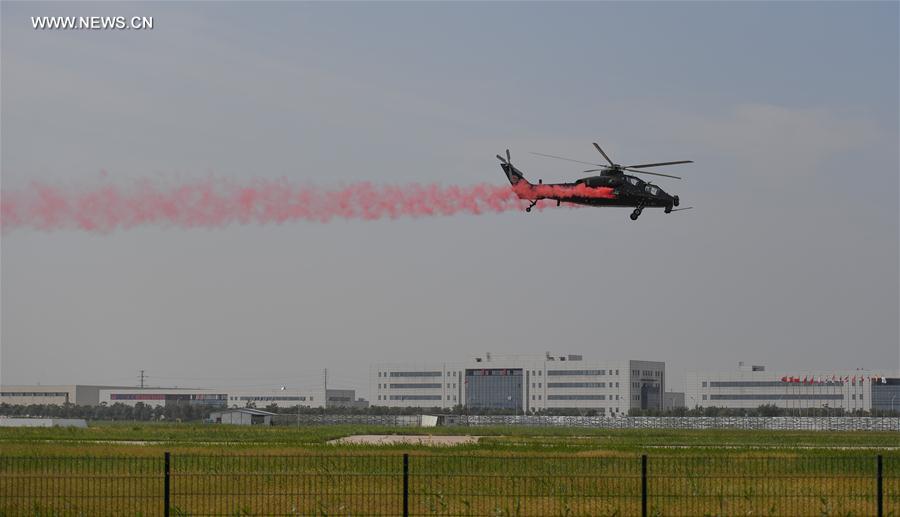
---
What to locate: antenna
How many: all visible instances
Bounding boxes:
[139,370,146,389]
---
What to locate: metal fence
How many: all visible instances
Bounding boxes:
[462,415,900,431]
[1,454,897,516]
[279,414,900,431]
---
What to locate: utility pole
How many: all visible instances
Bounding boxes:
[139,370,146,389]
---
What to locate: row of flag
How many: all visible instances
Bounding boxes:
[780,375,889,384]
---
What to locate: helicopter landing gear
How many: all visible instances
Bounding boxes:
[665,204,673,214]
[673,195,680,207]
[525,200,538,213]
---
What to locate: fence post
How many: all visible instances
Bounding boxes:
[164,452,171,517]
[877,454,883,517]
[403,453,409,517]
[641,454,648,517]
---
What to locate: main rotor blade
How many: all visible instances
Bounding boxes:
[592,143,615,167]
[506,149,511,164]
[626,160,694,169]
[496,154,508,164]
[624,168,682,180]
[530,152,604,167]
[583,169,607,173]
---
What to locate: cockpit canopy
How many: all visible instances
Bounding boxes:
[578,176,614,188]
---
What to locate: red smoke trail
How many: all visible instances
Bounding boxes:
[0,178,614,233]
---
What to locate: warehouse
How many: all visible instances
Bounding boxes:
[685,363,898,412]
[2,385,363,409]
[1,385,133,406]
[371,353,665,414]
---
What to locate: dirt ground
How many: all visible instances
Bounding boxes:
[328,434,480,446]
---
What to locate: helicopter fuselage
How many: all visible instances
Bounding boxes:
[501,163,679,215]
[497,144,691,220]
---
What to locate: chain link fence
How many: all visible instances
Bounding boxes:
[1,454,897,516]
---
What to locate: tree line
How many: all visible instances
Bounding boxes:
[2,402,896,421]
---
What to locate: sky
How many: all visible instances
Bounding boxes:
[1,1,898,395]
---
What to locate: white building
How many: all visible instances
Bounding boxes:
[371,353,665,415]
[685,364,899,412]
[97,387,364,409]
[208,408,275,425]
[99,388,230,408]
[1,385,133,406]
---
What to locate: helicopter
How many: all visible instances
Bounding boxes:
[496,142,693,220]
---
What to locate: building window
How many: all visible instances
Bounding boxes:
[710,394,842,401]
[547,395,605,401]
[390,383,441,389]
[702,381,707,387]
[547,370,606,376]
[547,382,605,388]
[702,395,707,400]
[390,371,442,377]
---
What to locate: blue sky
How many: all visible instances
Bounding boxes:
[2,2,897,392]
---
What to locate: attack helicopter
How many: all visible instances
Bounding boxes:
[497,142,693,220]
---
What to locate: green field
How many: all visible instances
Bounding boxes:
[1,423,898,516]
[3,422,900,455]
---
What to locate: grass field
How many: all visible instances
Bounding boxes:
[3,422,900,455]
[1,423,898,516]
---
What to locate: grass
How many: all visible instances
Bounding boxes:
[0,423,898,515]
[3,422,900,455]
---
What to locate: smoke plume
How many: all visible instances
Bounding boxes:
[1,178,614,232]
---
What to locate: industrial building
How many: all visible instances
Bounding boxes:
[685,363,900,412]
[663,392,686,410]
[0,385,133,406]
[371,353,665,414]
[3,385,366,409]
[208,408,275,425]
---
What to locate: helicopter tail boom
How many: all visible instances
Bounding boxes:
[496,150,534,199]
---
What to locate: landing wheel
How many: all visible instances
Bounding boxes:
[673,196,680,207]
[665,204,673,214]
[525,207,532,213]
[629,210,640,221]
